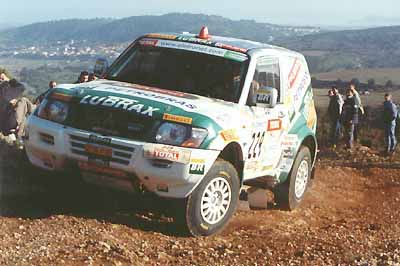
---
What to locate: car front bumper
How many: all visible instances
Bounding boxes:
[25,115,220,198]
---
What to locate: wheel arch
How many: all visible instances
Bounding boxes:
[301,134,317,165]
[218,142,244,185]
[300,134,318,181]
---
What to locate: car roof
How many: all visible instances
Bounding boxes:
[143,32,299,56]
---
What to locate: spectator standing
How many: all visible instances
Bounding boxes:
[88,73,97,82]
[8,79,34,140]
[49,80,57,89]
[76,71,89,83]
[0,71,10,82]
[35,80,57,104]
[341,89,359,149]
[12,97,35,143]
[382,93,398,155]
[350,83,364,143]
[0,78,34,147]
[327,86,343,149]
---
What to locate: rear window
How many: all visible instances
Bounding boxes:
[107,39,249,103]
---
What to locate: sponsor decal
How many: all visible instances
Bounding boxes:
[245,161,259,172]
[175,36,248,54]
[134,84,188,98]
[256,89,273,105]
[189,159,206,175]
[223,51,248,62]
[93,86,197,110]
[80,95,159,117]
[139,39,159,46]
[267,119,282,131]
[220,129,239,142]
[85,144,112,158]
[145,33,177,40]
[262,165,273,171]
[175,36,215,46]
[288,58,302,89]
[294,71,310,104]
[247,131,265,159]
[100,81,198,99]
[281,134,298,147]
[163,113,193,125]
[143,144,191,164]
[215,43,248,53]
[154,149,179,161]
[50,92,73,102]
[139,38,248,62]
[283,147,295,159]
[281,134,299,159]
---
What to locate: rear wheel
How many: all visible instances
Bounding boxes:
[177,159,240,236]
[274,146,312,210]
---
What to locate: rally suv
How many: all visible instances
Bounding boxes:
[25,27,317,236]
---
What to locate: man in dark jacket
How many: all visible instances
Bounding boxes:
[383,93,398,155]
[327,87,343,148]
[76,71,89,84]
[0,79,22,136]
[341,89,358,149]
[0,78,34,144]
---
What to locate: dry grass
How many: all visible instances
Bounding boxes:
[313,89,400,149]
[314,88,400,109]
[313,68,400,85]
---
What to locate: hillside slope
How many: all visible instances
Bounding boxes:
[280,26,400,72]
[0,13,319,47]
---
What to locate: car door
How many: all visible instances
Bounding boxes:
[243,57,289,178]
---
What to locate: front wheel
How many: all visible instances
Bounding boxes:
[177,159,240,236]
[274,146,312,210]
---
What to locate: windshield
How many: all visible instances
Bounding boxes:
[107,39,249,103]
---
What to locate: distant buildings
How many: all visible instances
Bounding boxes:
[0,40,125,60]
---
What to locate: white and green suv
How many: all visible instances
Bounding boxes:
[25,27,317,236]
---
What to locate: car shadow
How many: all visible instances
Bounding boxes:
[0,145,188,237]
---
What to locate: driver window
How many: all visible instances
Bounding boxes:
[247,58,281,106]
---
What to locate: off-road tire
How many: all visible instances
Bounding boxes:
[176,159,240,237]
[274,146,312,210]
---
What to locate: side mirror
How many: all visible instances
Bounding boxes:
[255,87,278,108]
[93,58,109,77]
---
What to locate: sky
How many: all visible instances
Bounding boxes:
[2,0,400,28]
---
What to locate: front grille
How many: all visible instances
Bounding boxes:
[67,103,156,142]
[69,134,135,166]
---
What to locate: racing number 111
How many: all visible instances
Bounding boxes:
[248,132,265,159]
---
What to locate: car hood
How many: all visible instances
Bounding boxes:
[54,80,242,132]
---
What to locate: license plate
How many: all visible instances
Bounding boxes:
[78,162,127,178]
[84,144,112,157]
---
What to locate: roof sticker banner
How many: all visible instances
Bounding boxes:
[139,38,248,62]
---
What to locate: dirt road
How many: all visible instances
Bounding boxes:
[0,145,399,265]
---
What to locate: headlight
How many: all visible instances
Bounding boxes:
[38,100,70,124]
[155,122,208,148]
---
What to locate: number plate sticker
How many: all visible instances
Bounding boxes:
[78,162,128,178]
[84,144,112,158]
